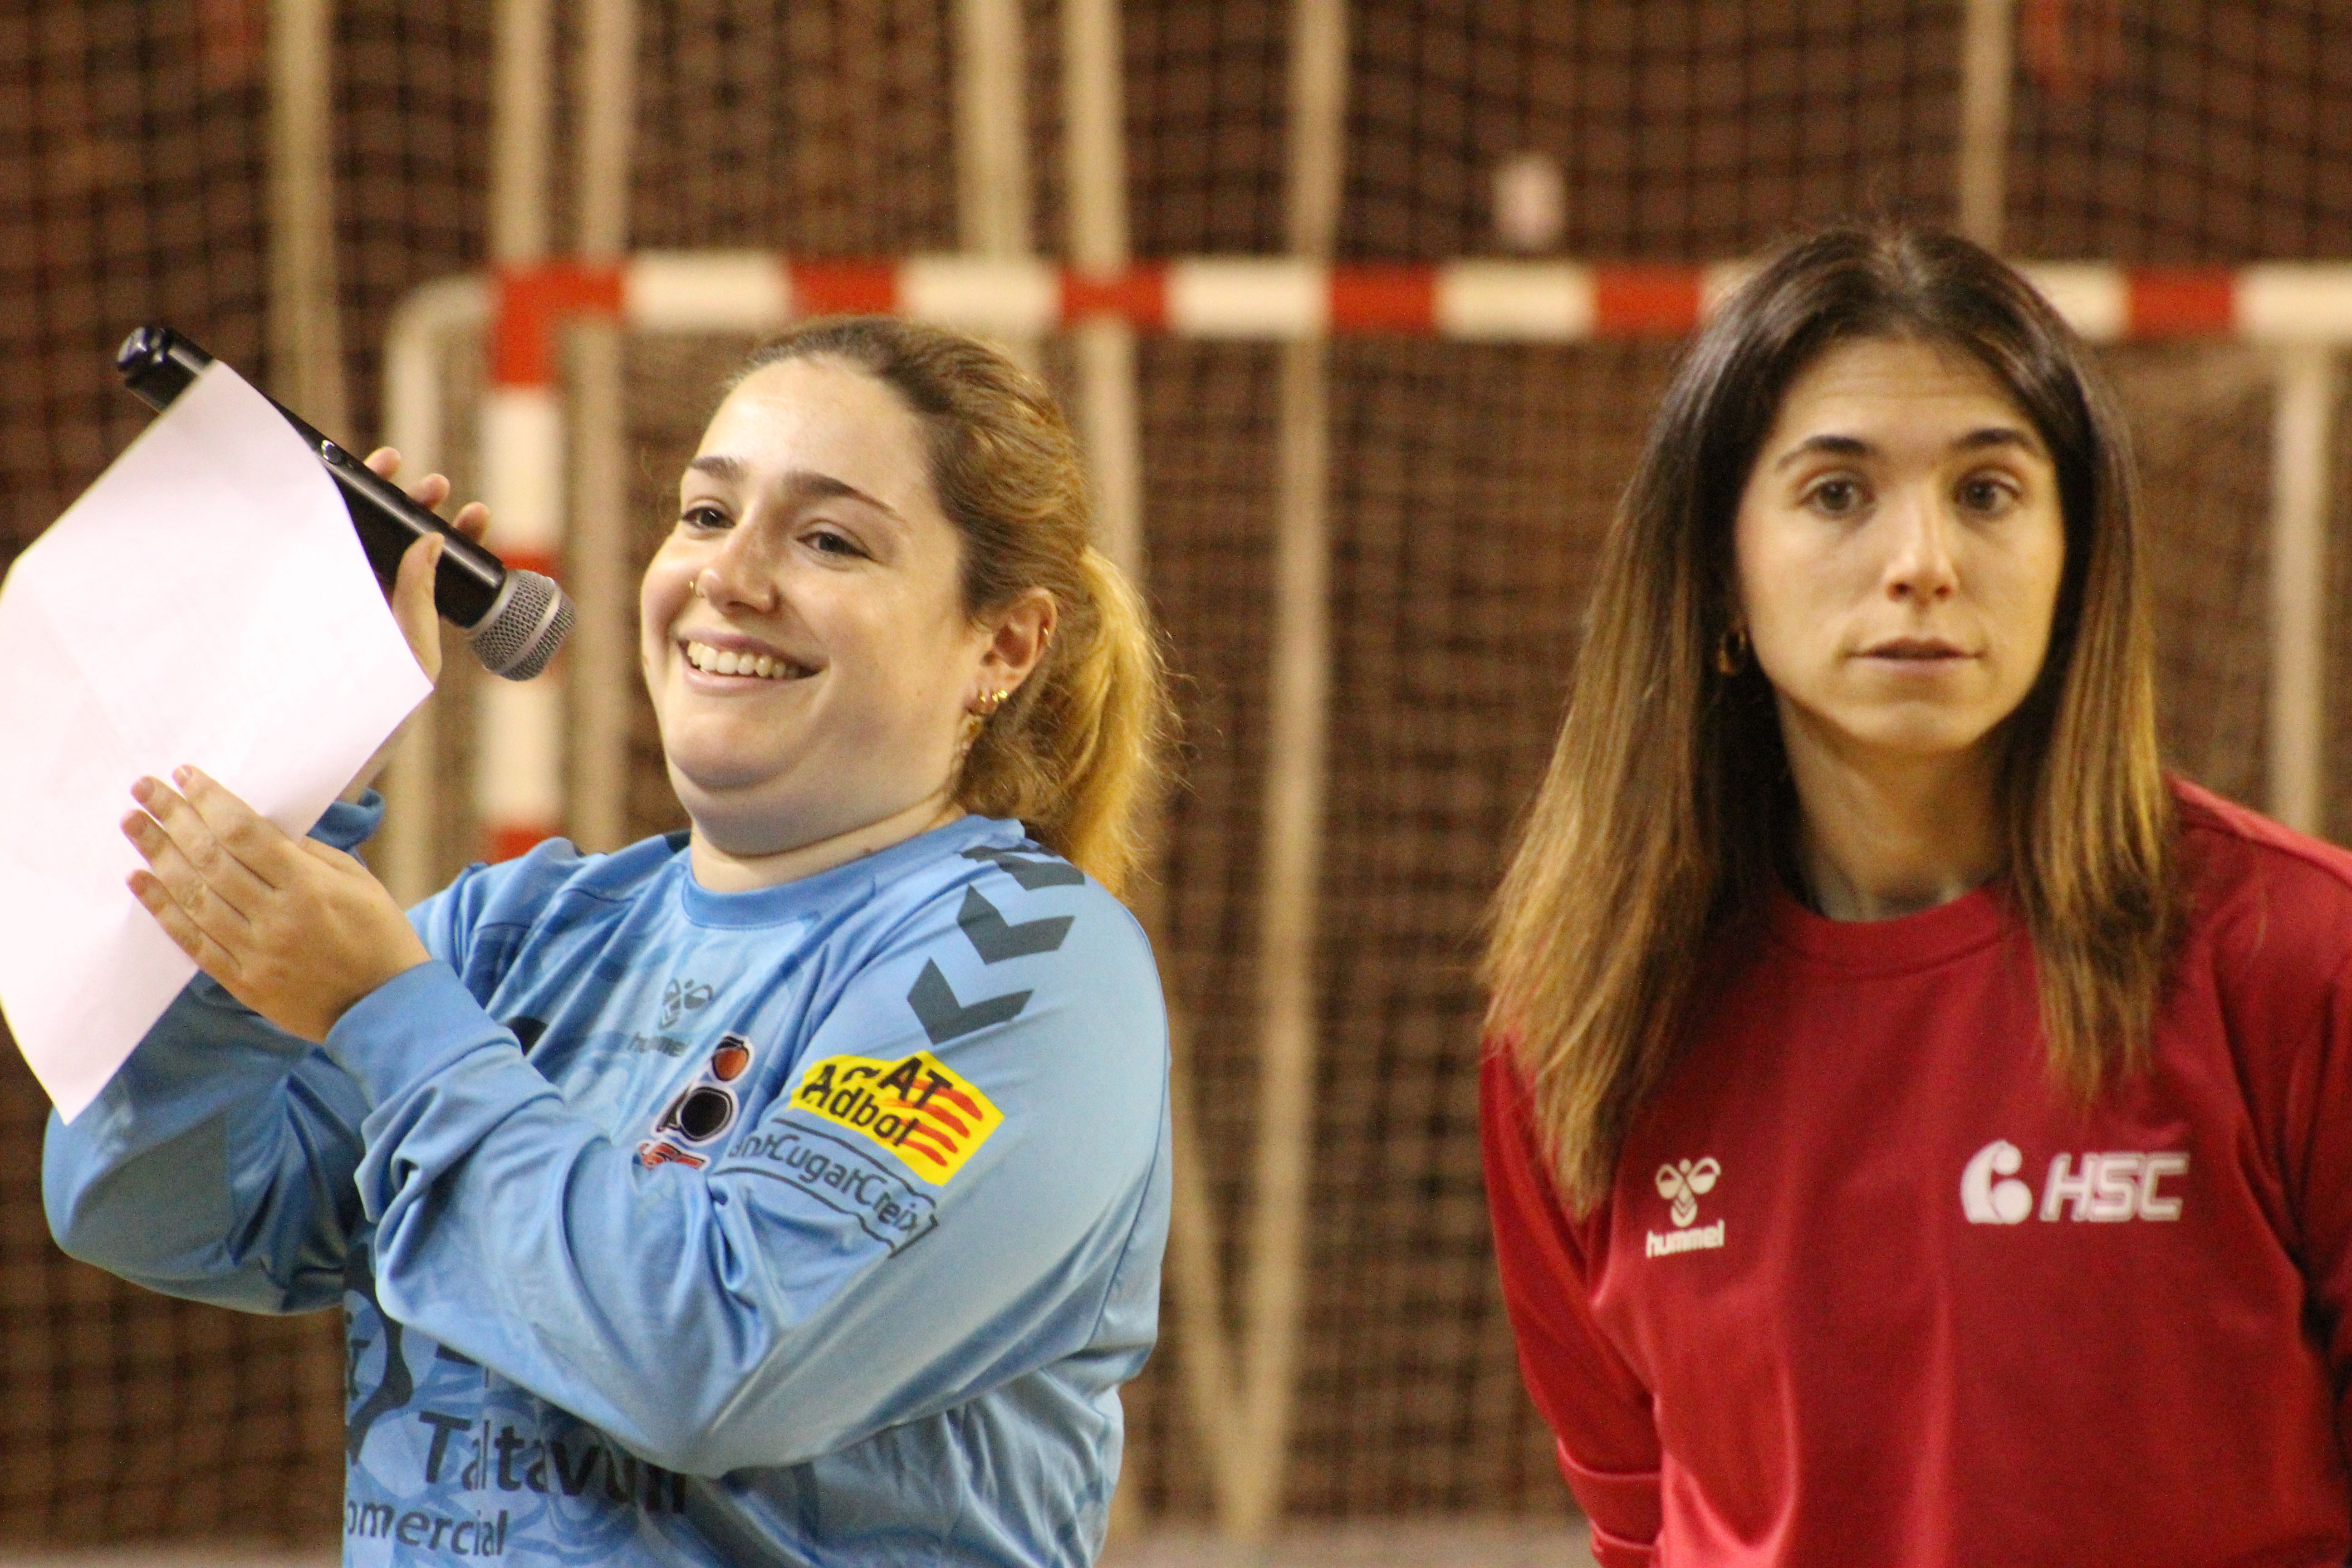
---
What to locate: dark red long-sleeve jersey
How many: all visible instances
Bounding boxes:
[1484,780,2352,1566]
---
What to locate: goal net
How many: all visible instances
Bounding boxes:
[3,0,2349,1547]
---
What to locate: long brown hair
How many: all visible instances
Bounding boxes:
[1483,227,2175,1210]
[738,318,1172,897]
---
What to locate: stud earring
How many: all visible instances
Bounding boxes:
[978,688,1011,716]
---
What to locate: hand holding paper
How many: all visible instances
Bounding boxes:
[118,484,485,1041]
[122,765,430,1044]
[0,362,437,1119]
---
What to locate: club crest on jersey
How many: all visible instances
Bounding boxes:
[1961,1139,2188,1225]
[1646,1156,1726,1259]
[638,1033,757,1169]
[789,1051,1002,1185]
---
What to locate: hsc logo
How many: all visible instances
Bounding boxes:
[1960,1139,2188,1225]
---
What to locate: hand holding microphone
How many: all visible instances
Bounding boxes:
[115,325,573,680]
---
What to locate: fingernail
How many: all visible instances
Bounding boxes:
[172,765,193,786]
[130,777,151,802]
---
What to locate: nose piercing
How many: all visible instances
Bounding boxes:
[689,577,704,598]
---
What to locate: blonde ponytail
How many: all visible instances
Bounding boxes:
[734,318,1174,896]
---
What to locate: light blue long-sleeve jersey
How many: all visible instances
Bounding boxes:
[44,801,1171,1567]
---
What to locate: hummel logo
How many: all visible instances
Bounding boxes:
[1645,1157,1726,1260]
[1655,1157,1719,1228]
[661,977,714,1029]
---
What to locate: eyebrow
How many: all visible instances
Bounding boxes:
[684,456,906,524]
[1770,426,2044,471]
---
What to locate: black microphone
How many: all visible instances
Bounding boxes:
[114,324,573,681]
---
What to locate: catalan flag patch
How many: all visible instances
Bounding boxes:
[788,1051,1004,1185]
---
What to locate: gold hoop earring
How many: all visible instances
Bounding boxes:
[1715,623,1750,676]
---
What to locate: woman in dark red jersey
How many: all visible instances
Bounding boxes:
[1482,227,2352,1566]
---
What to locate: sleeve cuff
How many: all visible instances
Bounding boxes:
[322,959,508,1106]
[1587,1523,1658,1568]
[1560,1442,1662,1562]
[312,789,385,851]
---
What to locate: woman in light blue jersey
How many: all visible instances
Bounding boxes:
[47,318,1176,1568]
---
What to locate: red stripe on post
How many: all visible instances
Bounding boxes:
[491,264,625,387]
[1061,267,1168,329]
[1592,266,1705,335]
[2127,270,2236,337]
[487,824,557,863]
[1329,266,1439,333]
[790,262,900,317]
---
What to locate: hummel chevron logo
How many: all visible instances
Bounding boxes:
[958,886,1074,963]
[960,845,1085,890]
[907,960,1032,1044]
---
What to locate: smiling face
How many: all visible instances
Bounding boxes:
[640,355,996,858]
[1733,334,2068,781]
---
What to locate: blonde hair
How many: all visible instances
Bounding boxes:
[1483,228,2177,1210]
[736,318,1172,896]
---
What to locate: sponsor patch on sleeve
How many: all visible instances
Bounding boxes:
[722,1126,939,1254]
[787,1051,1004,1184]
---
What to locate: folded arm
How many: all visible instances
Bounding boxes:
[1480,1045,1664,1567]
[334,872,1167,1475]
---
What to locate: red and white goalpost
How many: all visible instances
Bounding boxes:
[380,250,2352,878]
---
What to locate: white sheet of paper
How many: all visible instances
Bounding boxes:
[0,362,432,1121]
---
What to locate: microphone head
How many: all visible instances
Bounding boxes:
[116,324,212,412]
[468,569,573,681]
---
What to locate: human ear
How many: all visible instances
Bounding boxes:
[1715,615,1753,676]
[975,588,1058,697]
